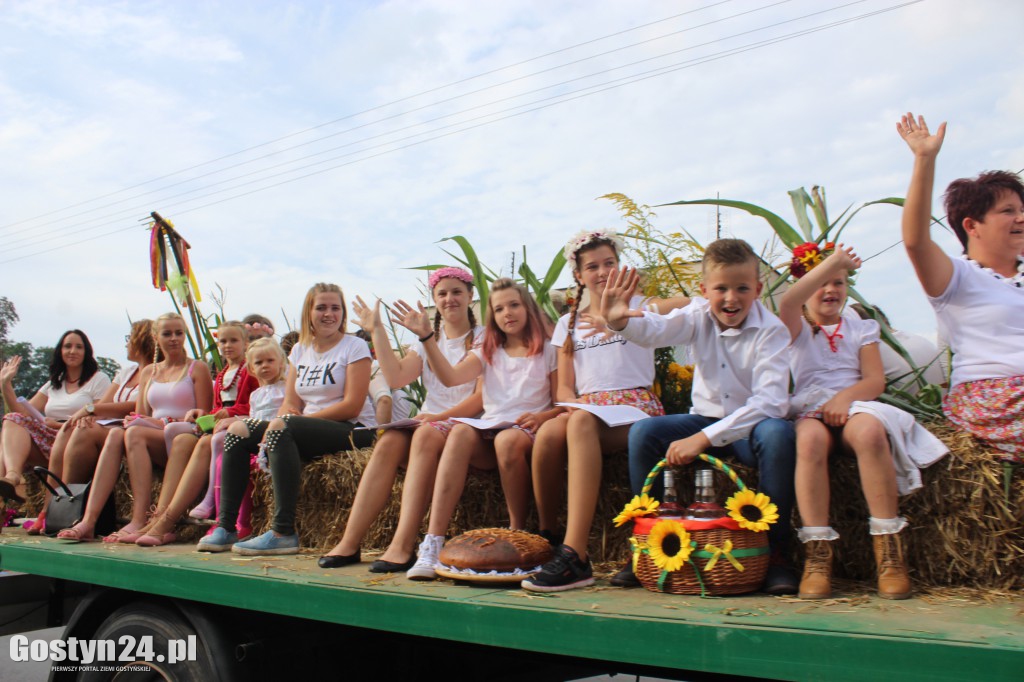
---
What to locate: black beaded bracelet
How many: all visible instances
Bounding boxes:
[419,332,435,343]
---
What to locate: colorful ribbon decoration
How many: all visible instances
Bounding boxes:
[701,540,743,572]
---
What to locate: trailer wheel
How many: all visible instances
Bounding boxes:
[74,601,215,682]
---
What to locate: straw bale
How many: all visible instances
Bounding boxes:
[822,422,1023,590]
[15,421,1023,590]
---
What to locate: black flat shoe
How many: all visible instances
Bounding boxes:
[368,555,416,573]
[609,561,640,588]
[318,552,361,569]
[0,479,25,505]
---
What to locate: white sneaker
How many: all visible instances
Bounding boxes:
[407,534,445,581]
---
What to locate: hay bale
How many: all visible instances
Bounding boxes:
[825,422,1023,590]
[20,421,1022,589]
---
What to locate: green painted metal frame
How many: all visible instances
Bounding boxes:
[1,537,1021,682]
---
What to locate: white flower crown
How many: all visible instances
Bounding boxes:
[563,228,625,268]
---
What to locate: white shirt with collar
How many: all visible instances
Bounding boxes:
[616,297,791,446]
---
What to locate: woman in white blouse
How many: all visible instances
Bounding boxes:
[0,329,110,502]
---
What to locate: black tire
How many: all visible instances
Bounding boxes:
[73,601,215,682]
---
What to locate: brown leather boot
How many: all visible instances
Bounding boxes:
[873,532,912,600]
[798,540,833,599]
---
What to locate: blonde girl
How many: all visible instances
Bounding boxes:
[134,338,288,546]
[131,321,259,545]
[778,244,946,600]
[319,267,483,570]
[57,313,213,542]
[199,283,376,555]
[187,322,261,520]
[523,229,689,592]
[393,278,560,580]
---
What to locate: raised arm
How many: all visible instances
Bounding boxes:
[778,245,862,341]
[897,112,953,297]
[600,267,644,332]
[354,296,424,389]
[0,356,47,417]
[392,299,482,387]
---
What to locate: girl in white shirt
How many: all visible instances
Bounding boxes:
[0,329,110,502]
[397,277,560,580]
[523,229,689,592]
[319,267,484,571]
[199,283,375,556]
[779,244,936,601]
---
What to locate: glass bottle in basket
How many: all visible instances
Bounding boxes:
[685,468,726,520]
[658,468,685,517]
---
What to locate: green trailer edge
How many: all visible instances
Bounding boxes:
[1,537,1021,682]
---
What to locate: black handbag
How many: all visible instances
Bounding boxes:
[32,466,116,537]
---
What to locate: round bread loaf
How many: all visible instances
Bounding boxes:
[438,528,553,573]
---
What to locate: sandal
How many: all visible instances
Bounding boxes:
[0,477,25,505]
[103,523,144,544]
[136,531,178,547]
[26,515,46,536]
[56,524,96,543]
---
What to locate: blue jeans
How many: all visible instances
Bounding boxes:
[628,414,796,550]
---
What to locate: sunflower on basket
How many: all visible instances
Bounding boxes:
[646,519,694,572]
[613,493,660,527]
[725,489,779,532]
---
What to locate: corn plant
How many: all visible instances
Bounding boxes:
[660,187,944,418]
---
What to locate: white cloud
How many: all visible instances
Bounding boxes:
[1,0,1022,365]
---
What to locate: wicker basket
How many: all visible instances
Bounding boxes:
[632,455,769,596]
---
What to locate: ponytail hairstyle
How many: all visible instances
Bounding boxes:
[127,319,159,364]
[427,267,478,352]
[49,329,99,389]
[802,306,822,337]
[481,278,549,364]
[139,312,185,415]
[561,230,623,356]
[298,283,347,347]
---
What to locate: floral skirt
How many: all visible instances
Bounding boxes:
[579,387,665,417]
[2,413,58,457]
[944,376,1024,462]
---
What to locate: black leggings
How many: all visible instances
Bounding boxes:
[219,415,374,535]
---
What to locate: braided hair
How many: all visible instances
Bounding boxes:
[562,281,585,356]
[563,236,620,356]
[430,279,477,351]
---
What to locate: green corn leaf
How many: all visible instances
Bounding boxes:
[440,236,491,312]
[659,198,804,248]
[787,188,816,240]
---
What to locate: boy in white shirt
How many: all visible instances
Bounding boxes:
[603,238,797,594]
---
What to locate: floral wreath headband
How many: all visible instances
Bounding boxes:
[564,228,625,269]
[428,267,475,291]
[789,241,835,279]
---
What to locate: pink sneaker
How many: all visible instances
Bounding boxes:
[189,500,214,520]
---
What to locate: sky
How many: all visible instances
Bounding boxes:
[1,0,1022,367]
